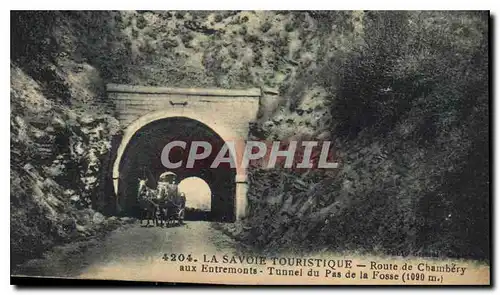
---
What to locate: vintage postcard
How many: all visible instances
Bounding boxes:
[10,11,490,285]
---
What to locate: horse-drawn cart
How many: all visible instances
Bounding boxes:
[137,171,186,227]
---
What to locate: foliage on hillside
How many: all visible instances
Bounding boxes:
[226,11,489,260]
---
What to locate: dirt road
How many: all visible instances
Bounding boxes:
[13,221,250,281]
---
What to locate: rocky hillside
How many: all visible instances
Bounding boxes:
[11,11,489,265]
[237,11,489,260]
[11,11,124,266]
[10,62,132,266]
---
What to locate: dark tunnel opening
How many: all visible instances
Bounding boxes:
[117,117,236,222]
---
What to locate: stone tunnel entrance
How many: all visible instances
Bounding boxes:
[107,84,262,221]
[117,117,237,222]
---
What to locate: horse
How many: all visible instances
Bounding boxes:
[137,178,159,227]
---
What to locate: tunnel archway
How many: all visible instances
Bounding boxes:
[117,117,237,222]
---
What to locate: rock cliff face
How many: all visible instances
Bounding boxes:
[11,11,489,265]
[10,61,122,266]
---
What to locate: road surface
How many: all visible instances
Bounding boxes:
[12,220,491,285]
[13,221,251,282]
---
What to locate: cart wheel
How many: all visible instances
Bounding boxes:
[178,209,185,225]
